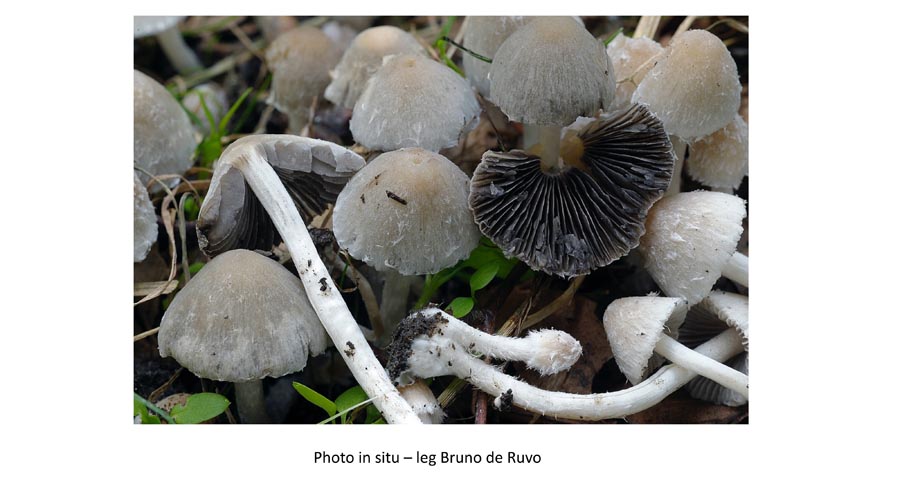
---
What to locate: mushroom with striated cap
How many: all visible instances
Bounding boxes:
[158,249,328,423]
[686,114,749,191]
[134,16,202,75]
[133,172,157,263]
[605,33,664,112]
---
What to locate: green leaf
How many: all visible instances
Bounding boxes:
[218,88,253,135]
[365,403,383,424]
[293,382,337,417]
[133,392,170,424]
[447,297,474,317]
[603,27,625,46]
[470,261,500,293]
[169,393,230,424]
[334,386,369,424]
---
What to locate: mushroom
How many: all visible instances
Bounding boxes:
[468,103,674,277]
[605,33,664,112]
[386,307,746,420]
[489,16,615,167]
[349,54,480,152]
[133,172,157,263]
[686,114,749,192]
[158,249,328,423]
[133,70,196,191]
[197,135,364,257]
[324,26,427,109]
[602,296,748,398]
[461,16,530,98]
[182,83,228,135]
[679,290,750,406]
[398,381,445,424]
[197,134,422,423]
[134,16,202,75]
[639,191,748,305]
[266,26,342,133]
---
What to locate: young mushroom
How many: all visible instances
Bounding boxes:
[349,54,480,152]
[461,16,530,99]
[605,33,664,112]
[134,16,202,75]
[469,103,674,277]
[158,249,328,423]
[324,26,427,109]
[603,296,748,399]
[686,114,749,192]
[133,172,157,263]
[398,381,445,424]
[639,191,748,305]
[197,134,421,423]
[133,70,196,190]
[386,308,746,420]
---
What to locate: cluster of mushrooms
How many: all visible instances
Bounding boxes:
[134,16,749,424]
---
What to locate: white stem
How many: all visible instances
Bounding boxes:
[379,270,413,345]
[539,125,562,171]
[427,308,581,376]
[156,27,202,75]
[232,145,421,424]
[410,328,744,420]
[653,335,748,399]
[234,380,270,424]
[666,136,686,196]
[722,252,749,287]
[398,380,444,424]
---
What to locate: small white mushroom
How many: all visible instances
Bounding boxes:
[461,16,530,98]
[686,114,749,191]
[605,33,664,112]
[133,172,157,263]
[398,381,445,424]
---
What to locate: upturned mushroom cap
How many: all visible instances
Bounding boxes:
[489,16,615,126]
[158,249,328,382]
[265,26,342,116]
[639,191,747,305]
[686,114,749,190]
[133,16,183,38]
[350,54,480,152]
[633,29,741,141]
[462,16,530,98]
[606,33,664,111]
[133,172,157,262]
[133,70,196,187]
[603,296,688,385]
[469,104,674,277]
[332,148,480,275]
[197,135,365,257]
[324,26,427,109]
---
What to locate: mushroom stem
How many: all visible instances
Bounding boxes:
[234,380,270,424]
[665,136,686,196]
[653,334,749,399]
[722,252,749,287]
[379,270,413,344]
[286,111,309,136]
[231,145,422,424]
[156,26,202,75]
[523,124,563,171]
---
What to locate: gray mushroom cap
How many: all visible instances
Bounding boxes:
[489,16,615,126]
[324,26,427,109]
[332,148,481,275]
[197,135,365,257]
[133,70,196,189]
[265,26,342,117]
[133,16,183,38]
[603,296,688,385]
[158,249,328,382]
[133,172,157,262]
[462,16,531,98]
[349,54,481,152]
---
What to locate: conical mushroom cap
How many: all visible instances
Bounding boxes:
[333,148,480,275]
[701,290,749,347]
[489,16,615,126]
[158,249,328,382]
[462,16,531,98]
[633,29,741,141]
[266,26,342,115]
[606,34,664,111]
[133,172,157,262]
[603,296,687,385]
[469,104,674,277]
[133,70,195,188]
[686,114,749,190]
[639,191,746,305]
[197,135,365,257]
[350,54,480,152]
[324,26,427,109]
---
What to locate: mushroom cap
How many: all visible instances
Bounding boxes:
[324,26,427,109]
[350,54,481,152]
[133,70,196,188]
[686,114,749,190]
[332,148,481,275]
[197,135,365,257]
[462,16,531,98]
[321,21,358,54]
[606,33,664,111]
[398,381,445,424]
[633,29,741,141]
[182,83,228,135]
[158,249,328,382]
[469,103,674,277]
[639,191,747,305]
[134,16,183,38]
[603,296,688,385]
[701,290,749,347]
[265,26,342,115]
[133,172,157,262]
[489,16,615,126]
